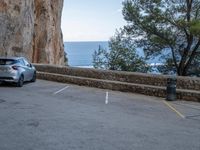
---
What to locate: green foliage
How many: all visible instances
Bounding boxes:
[93,31,150,73]
[189,20,200,36]
[64,51,68,66]
[92,46,108,69]
[122,0,200,76]
[157,58,176,75]
[188,54,200,77]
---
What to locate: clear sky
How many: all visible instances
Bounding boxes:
[61,0,126,42]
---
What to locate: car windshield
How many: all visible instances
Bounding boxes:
[0,59,17,65]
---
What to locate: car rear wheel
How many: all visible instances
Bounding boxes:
[31,72,36,82]
[16,75,24,87]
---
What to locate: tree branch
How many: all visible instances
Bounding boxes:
[183,39,200,74]
[170,46,178,69]
[186,0,193,22]
[178,35,193,71]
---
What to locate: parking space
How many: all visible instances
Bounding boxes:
[0,80,200,150]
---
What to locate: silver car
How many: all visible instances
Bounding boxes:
[0,57,36,87]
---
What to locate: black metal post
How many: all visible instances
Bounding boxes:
[166,76,177,101]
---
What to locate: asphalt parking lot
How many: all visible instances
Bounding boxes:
[0,80,200,150]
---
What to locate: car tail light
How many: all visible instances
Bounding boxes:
[12,66,19,70]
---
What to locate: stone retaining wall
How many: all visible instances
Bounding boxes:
[34,64,200,91]
[33,64,200,102]
[37,71,167,97]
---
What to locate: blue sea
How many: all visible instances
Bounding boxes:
[64,41,163,68]
[64,41,109,67]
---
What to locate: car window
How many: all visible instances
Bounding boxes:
[0,59,17,65]
[19,59,25,66]
[22,58,30,66]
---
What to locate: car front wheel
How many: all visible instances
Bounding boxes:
[31,72,36,82]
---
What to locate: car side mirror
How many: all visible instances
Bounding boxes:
[27,63,32,68]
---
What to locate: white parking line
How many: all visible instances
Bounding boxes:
[53,86,69,95]
[105,91,109,104]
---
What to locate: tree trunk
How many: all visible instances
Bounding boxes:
[177,64,188,76]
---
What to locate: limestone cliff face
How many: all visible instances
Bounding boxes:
[0,0,65,65]
[0,0,35,59]
[33,0,64,65]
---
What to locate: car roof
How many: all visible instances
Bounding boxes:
[0,57,25,60]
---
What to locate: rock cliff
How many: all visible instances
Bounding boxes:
[0,0,65,65]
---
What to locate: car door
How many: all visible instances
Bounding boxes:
[18,59,28,81]
[22,58,34,81]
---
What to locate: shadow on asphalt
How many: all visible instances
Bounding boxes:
[0,81,33,88]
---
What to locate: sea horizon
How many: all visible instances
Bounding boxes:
[64,41,109,67]
[64,40,109,42]
[64,41,164,68]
